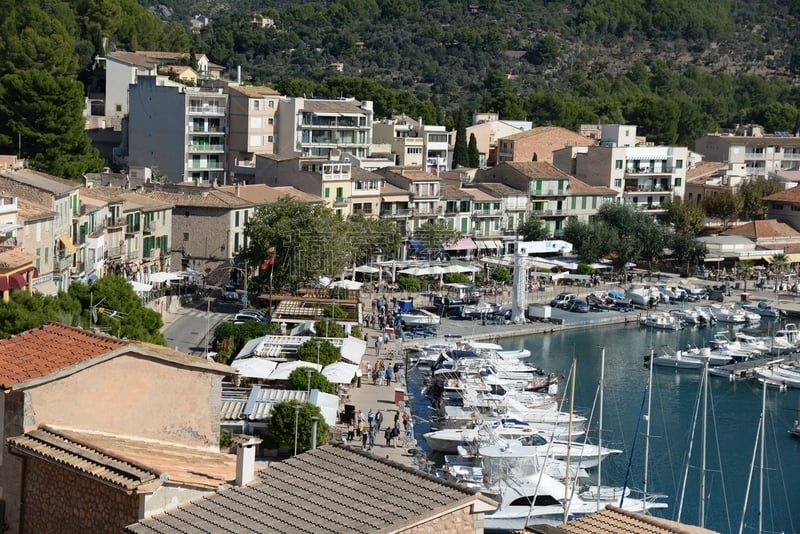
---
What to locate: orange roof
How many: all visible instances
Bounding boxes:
[764,185,800,203]
[503,161,571,179]
[686,161,727,181]
[568,177,617,196]
[0,324,124,389]
[725,219,800,239]
[560,505,718,533]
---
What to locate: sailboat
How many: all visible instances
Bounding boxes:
[482,358,668,530]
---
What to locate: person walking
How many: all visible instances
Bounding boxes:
[375,410,384,433]
[405,418,415,447]
[385,364,393,386]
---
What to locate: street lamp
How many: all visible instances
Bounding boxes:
[293,404,301,456]
[316,339,321,365]
[204,295,213,359]
[306,369,313,393]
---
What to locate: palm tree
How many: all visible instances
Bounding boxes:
[770,253,790,293]
[737,260,755,293]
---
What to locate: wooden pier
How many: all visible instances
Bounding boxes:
[712,353,800,380]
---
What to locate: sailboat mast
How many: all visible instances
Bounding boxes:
[758,379,765,534]
[597,347,605,511]
[700,358,709,528]
[564,358,576,524]
[643,347,654,505]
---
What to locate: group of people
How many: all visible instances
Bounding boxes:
[345,408,411,451]
[364,360,400,386]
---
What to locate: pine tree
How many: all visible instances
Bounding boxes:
[467,133,480,168]
[451,108,469,168]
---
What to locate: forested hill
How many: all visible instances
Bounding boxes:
[133,0,800,145]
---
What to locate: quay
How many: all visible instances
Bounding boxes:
[712,354,799,380]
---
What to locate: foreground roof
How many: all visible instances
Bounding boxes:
[553,505,718,533]
[126,445,494,533]
[725,219,800,239]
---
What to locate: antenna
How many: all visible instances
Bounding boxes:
[89,292,127,325]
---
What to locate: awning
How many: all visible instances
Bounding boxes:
[129,280,152,293]
[340,336,366,366]
[321,362,361,384]
[34,280,59,296]
[443,237,477,251]
[0,272,26,292]
[408,240,428,254]
[149,272,183,283]
[703,257,725,262]
[477,240,501,250]
[231,358,278,379]
[57,235,77,255]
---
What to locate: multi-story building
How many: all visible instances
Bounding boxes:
[81,188,174,277]
[350,167,383,218]
[0,169,80,292]
[376,167,442,240]
[421,124,451,174]
[553,124,689,213]
[225,84,280,174]
[440,180,475,236]
[496,126,594,165]
[683,161,745,205]
[695,125,800,179]
[379,181,413,238]
[17,199,57,294]
[128,76,228,184]
[372,116,425,167]
[76,194,111,282]
[104,51,223,122]
[478,161,616,236]
[275,97,373,159]
[450,119,532,169]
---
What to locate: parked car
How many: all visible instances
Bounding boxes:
[237,308,268,321]
[566,299,589,313]
[550,292,577,309]
[233,313,268,323]
[222,285,239,301]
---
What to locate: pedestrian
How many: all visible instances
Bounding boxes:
[375,409,383,433]
[367,408,374,430]
[384,427,392,447]
[378,367,386,386]
[347,423,354,443]
[372,368,378,385]
[375,336,382,358]
[402,411,409,431]
[393,362,400,375]
[385,365,393,386]
[367,429,375,451]
[405,418,414,445]
[391,422,401,447]
[361,430,368,450]
[357,419,365,438]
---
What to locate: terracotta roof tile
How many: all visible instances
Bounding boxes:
[686,161,728,180]
[568,177,617,196]
[725,219,800,239]
[764,185,800,203]
[126,445,491,533]
[558,505,718,533]
[477,182,527,196]
[0,248,36,269]
[0,324,124,389]
[504,161,571,179]
[226,85,280,97]
[500,125,586,142]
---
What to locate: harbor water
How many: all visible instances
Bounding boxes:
[408,321,800,533]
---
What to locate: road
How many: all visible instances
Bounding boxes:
[162,298,239,356]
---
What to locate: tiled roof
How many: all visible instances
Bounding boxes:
[500,125,590,143]
[7,427,158,492]
[381,181,409,196]
[17,199,56,222]
[215,184,320,204]
[764,185,800,203]
[567,177,617,196]
[146,189,254,209]
[81,188,175,212]
[0,169,79,194]
[226,84,280,97]
[0,323,124,389]
[440,182,474,200]
[381,167,441,182]
[107,51,158,69]
[0,248,37,269]
[126,445,490,534]
[699,134,800,147]
[477,182,527,197]
[686,161,728,181]
[504,161,571,179]
[725,219,800,239]
[557,505,718,533]
[463,187,497,201]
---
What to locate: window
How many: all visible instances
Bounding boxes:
[324,187,330,198]
[234,232,240,251]
[183,232,189,241]
[790,205,800,211]
[250,117,262,128]
[185,210,190,217]
[268,100,275,108]
[614,179,622,188]
[235,211,240,226]
[676,160,683,168]
[116,104,122,112]
[674,178,682,187]
[615,160,623,169]
[253,100,260,111]
[335,187,344,199]
[581,197,587,209]
[250,135,261,146]
[592,196,597,209]
[267,118,274,125]
[571,197,576,209]
[267,135,274,143]
[774,204,785,210]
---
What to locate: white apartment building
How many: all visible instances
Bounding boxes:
[422,124,450,174]
[553,124,688,211]
[275,97,373,159]
[128,76,228,184]
[695,125,800,178]
[225,84,280,174]
[372,117,425,167]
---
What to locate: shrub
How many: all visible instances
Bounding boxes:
[443,272,471,284]
[269,401,329,452]
[296,338,341,366]
[397,275,422,292]
[491,266,512,284]
[287,367,337,394]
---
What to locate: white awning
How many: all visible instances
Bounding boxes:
[321,362,361,384]
[268,361,321,381]
[231,358,278,379]
[340,336,366,366]
[34,280,58,296]
[149,272,183,283]
[129,280,152,293]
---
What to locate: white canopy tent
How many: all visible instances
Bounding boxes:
[128,280,152,293]
[149,272,183,283]
[268,361,322,381]
[329,279,363,290]
[340,336,366,366]
[231,358,278,380]
[354,265,380,274]
[321,361,361,384]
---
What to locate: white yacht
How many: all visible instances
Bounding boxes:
[640,310,682,330]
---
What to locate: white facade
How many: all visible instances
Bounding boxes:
[422,125,450,174]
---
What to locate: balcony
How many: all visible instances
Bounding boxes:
[56,255,73,272]
[332,197,351,207]
[106,246,124,259]
[744,151,766,160]
[532,209,569,217]
[188,161,224,170]
[188,143,224,153]
[125,225,140,236]
[126,249,139,261]
[188,105,225,116]
[472,209,503,218]
[623,184,672,194]
[531,188,567,197]
[624,167,673,175]
[379,208,412,218]
[107,217,126,228]
[143,221,157,234]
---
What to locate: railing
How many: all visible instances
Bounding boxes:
[56,255,73,271]
[188,144,224,152]
[472,209,503,217]
[624,167,674,175]
[379,208,412,218]
[143,221,157,234]
[744,151,766,160]
[531,188,567,197]
[107,218,126,227]
[532,209,569,216]
[126,249,139,260]
[188,106,225,115]
[332,197,351,206]
[623,185,672,193]
[188,161,224,170]
[106,246,124,258]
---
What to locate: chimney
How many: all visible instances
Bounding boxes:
[311,417,319,449]
[237,65,241,84]
[235,437,261,486]
[236,182,240,197]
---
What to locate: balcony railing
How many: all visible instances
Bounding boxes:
[531,188,567,197]
[56,255,73,272]
[106,246,124,258]
[188,106,225,116]
[126,249,139,260]
[624,167,674,175]
[472,209,503,217]
[379,208,412,218]
[532,209,569,217]
[188,144,224,153]
[332,197,351,207]
[143,221,157,234]
[623,185,672,193]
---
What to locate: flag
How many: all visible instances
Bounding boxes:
[260,247,276,271]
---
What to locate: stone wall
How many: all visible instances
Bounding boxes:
[400,506,484,534]
[20,456,139,534]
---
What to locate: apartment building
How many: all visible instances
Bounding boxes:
[225,84,280,173]
[695,125,800,179]
[451,119,532,168]
[496,126,594,165]
[128,76,228,184]
[379,181,413,238]
[553,125,689,212]
[421,124,451,174]
[440,180,476,236]
[478,161,616,236]
[683,161,745,205]
[0,169,80,292]
[275,97,373,159]
[372,117,425,167]
[17,199,57,294]
[376,167,442,237]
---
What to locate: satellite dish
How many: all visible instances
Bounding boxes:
[89,293,126,324]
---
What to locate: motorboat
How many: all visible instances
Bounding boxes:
[396,308,440,327]
[753,363,800,388]
[702,304,747,323]
[482,447,667,530]
[640,311,682,330]
[459,302,511,321]
[626,285,660,308]
[742,301,782,319]
[650,347,733,369]
[771,323,799,354]
[678,284,708,301]
[669,308,704,325]
[789,420,800,439]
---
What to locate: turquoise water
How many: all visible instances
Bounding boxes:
[410,322,800,533]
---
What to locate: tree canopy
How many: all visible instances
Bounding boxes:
[268,400,328,453]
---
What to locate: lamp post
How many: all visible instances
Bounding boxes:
[293,404,301,456]
[306,369,313,393]
[204,295,213,359]
[311,416,319,450]
[316,339,321,365]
